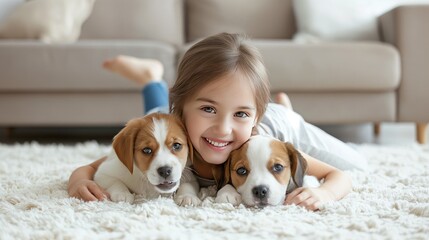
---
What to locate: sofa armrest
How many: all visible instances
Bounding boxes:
[379,5,429,122]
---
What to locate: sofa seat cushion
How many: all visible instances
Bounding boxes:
[288,92,396,124]
[254,41,400,92]
[0,92,143,125]
[0,40,177,91]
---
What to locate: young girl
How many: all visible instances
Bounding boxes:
[68,33,367,211]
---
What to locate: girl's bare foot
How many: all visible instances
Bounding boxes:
[103,55,164,86]
[275,92,293,110]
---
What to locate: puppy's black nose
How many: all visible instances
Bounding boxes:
[252,185,269,200]
[157,166,172,178]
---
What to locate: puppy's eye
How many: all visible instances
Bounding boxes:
[172,142,182,151]
[273,164,284,172]
[236,167,248,176]
[142,147,152,155]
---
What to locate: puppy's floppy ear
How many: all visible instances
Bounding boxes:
[112,119,140,174]
[213,156,231,190]
[187,135,194,164]
[285,142,308,187]
[176,116,193,167]
[219,156,232,188]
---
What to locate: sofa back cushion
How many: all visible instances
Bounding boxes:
[80,0,184,45]
[186,0,296,42]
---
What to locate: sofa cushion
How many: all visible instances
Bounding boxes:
[0,40,177,91]
[0,92,144,125]
[186,0,296,42]
[289,92,396,123]
[253,41,400,92]
[80,0,184,46]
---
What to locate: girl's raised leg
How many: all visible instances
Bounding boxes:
[103,55,168,114]
[275,92,293,110]
[103,55,164,85]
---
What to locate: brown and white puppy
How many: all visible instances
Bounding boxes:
[94,113,200,206]
[215,135,319,207]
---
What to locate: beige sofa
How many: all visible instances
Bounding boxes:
[0,0,428,143]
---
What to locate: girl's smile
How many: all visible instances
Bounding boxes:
[183,70,257,165]
[204,138,230,148]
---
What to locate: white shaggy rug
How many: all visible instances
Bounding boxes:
[1,141,428,239]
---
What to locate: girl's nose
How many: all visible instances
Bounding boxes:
[214,117,232,136]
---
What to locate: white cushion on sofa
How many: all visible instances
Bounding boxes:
[292,0,429,43]
[0,0,24,22]
[0,0,95,43]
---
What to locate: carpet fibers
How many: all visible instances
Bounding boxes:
[0,141,428,239]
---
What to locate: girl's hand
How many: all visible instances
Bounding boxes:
[68,156,108,201]
[68,179,110,201]
[284,187,335,211]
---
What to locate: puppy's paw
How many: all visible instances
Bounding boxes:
[174,194,201,206]
[303,175,320,188]
[215,192,242,206]
[110,191,134,203]
[215,184,242,206]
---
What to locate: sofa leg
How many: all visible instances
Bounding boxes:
[373,122,381,137]
[5,127,14,139]
[416,123,427,144]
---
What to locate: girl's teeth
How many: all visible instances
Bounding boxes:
[205,138,228,147]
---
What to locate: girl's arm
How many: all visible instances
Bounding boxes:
[284,151,352,211]
[68,156,109,201]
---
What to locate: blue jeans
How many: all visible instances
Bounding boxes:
[142,81,169,114]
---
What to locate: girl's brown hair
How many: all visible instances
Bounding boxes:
[169,32,270,122]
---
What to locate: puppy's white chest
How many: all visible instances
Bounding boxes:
[94,150,163,199]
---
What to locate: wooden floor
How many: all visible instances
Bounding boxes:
[0,123,427,146]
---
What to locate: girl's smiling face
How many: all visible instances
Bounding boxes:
[182,70,258,165]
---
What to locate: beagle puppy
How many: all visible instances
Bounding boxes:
[94,113,200,206]
[215,135,319,207]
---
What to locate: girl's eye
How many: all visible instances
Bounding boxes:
[272,164,284,173]
[234,111,249,118]
[236,167,248,176]
[142,147,152,155]
[201,106,216,114]
[172,143,182,151]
